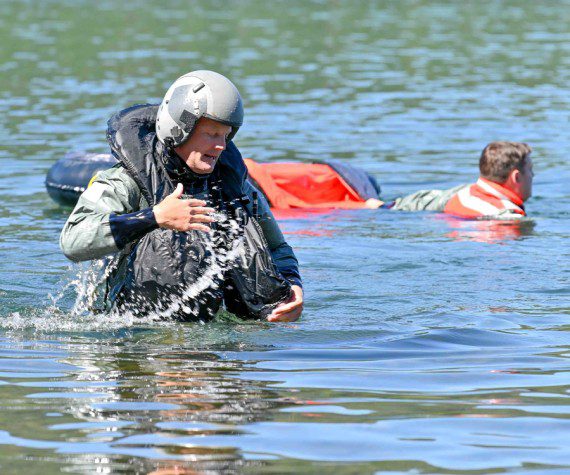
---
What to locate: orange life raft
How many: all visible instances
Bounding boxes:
[245,158,381,209]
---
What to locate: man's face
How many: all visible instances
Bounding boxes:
[517,156,534,202]
[174,118,232,175]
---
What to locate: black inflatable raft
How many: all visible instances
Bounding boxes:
[45,152,118,206]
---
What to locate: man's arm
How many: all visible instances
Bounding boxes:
[61,167,216,263]
[243,180,303,322]
[243,180,302,287]
[391,184,468,212]
[60,167,147,262]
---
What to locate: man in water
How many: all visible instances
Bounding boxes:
[391,141,534,218]
[60,70,303,322]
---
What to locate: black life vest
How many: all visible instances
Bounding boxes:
[105,104,290,320]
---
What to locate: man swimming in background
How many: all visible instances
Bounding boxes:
[391,141,534,219]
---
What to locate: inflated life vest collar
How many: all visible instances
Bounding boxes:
[477,177,525,209]
[106,104,166,206]
[444,177,526,219]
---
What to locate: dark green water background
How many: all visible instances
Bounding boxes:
[0,1,569,473]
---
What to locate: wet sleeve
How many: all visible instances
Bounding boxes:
[60,168,143,262]
[108,208,158,250]
[391,184,468,212]
[243,180,302,288]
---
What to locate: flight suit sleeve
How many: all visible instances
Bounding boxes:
[243,180,302,288]
[391,184,468,212]
[60,167,142,262]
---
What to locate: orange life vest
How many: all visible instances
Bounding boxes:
[244,158,378,209]
[444,177,525,218]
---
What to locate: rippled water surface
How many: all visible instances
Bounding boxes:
[0,1,569,473]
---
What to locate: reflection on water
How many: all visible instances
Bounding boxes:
[442,216,537,243]
[0,0,569,472]
[0,323,568,473]
[0,334,283,472]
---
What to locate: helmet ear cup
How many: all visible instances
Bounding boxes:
[179,109,198,134]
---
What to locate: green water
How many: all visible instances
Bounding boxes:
[0,1,569,473]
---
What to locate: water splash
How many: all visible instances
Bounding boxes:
[150,211,244,320]
[0,212,247,333]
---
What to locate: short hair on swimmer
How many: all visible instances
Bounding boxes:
[479,141,532,183]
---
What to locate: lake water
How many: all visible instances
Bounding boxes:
[0,1,569,473]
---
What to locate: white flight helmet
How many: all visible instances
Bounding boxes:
[156,70,244,148]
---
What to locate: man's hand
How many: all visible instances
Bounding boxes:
[267,285,304,322]
[153,183,215,232]
[365,198,385,209]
